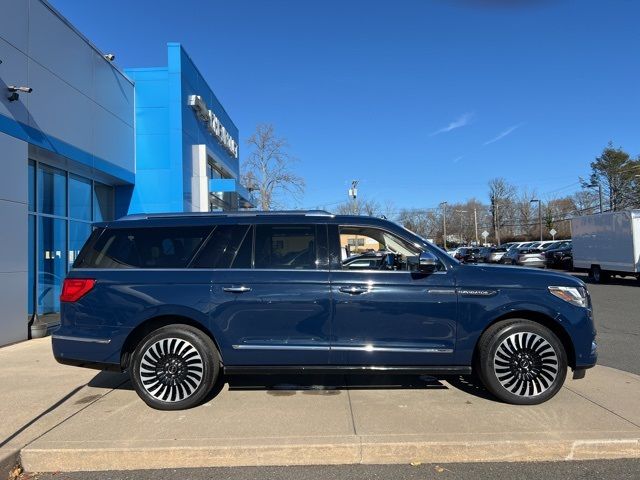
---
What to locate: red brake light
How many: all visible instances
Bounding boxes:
[60,278,95,302]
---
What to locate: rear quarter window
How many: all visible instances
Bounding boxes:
[74,226,211,269]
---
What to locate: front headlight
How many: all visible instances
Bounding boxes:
[548,286,589,308]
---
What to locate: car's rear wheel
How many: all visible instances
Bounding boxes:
[477,320,567,405]
[131,325,220,410]
[589,265,610,284]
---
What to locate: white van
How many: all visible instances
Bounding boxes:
[571,210,640,283]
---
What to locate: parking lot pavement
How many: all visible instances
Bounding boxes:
[0,339,126,476]
[10,342,639,472]
[571,272,640,375]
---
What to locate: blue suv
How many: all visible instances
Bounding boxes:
[53,211,597,410]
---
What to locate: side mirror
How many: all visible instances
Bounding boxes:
[418,251,439,273]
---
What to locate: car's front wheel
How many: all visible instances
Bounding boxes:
[477,320,567,405]
[131,325,220,410]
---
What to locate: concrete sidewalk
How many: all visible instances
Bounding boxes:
[1,338,639,473]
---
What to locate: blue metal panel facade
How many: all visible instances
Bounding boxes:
[126,43,247,215]
[174,43,239,178]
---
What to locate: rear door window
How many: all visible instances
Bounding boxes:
[74,226,211,269]
[254,224,318,270]
[192,225,253,269]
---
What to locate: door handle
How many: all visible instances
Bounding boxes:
[338,286,369,295]
[223,286,252,293]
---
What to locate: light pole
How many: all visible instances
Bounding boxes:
[348,180,359,214]
[440,201,448,250]
[493,201,501,245]
[473,207,479,245]
[530,199,542,241]
[455,210,467,245]
[587,182,603,213]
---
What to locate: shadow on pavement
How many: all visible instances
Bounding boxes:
[225,373,448,394]
[0,385,86,448]
[571,271,639,287]
[86,370,498,402]
[445,374,495,401]
[87,370,131,389]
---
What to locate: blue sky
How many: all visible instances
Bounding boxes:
[51,0,640,211]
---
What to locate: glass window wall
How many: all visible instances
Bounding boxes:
[69,174,92,221]
[37,216,66,315]
[28,160,116,320]
[37,164,66,216]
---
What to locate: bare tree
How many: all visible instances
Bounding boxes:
[381,199,396,220]
[544,196,574,239]
[242,124,305,210]
[488,178,516,244]
[571,190,599,215]
[397,209,440,240]
[335,198,381,216]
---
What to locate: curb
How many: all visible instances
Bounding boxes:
[19,438,640,472]
[0,449,20,478]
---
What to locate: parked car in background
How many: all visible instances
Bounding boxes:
[539,241,563,252]
[545,242,573,269]
[515,247,546,268]
[488,246,509,263]
[529,241,557,250]
[501,244,546,268]
[500,245,522,265]
[454,247,481,263]
[475,247,494,263]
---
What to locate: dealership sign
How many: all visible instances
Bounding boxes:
[188,95,238,158]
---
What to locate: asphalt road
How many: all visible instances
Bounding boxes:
[572,272,640,375]
[24,459,640,480]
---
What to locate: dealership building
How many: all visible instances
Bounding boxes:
[0,0,253,346]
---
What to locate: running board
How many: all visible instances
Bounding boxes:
[223,365,472,375]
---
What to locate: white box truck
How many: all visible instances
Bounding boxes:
[571,209,640,283]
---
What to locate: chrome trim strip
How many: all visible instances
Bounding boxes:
[232,344,330,351]
[332,346,454,353]
[52,335,111,345]
[427,289,456,295]
[231,344,452,353]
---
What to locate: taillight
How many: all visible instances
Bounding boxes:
[60,278,96,302]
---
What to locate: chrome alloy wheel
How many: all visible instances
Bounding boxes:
[493,332,559,397]
[139,337,204,402]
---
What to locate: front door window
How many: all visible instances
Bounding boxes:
[339,225,423,272]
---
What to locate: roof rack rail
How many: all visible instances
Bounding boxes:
[119,210,334,221]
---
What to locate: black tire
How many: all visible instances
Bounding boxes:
[589,265,610,284]
[476,319,567,405]
[130,325,220,410]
